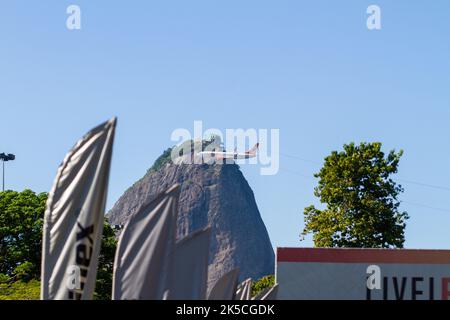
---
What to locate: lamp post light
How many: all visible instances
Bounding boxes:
[0,153,15,191]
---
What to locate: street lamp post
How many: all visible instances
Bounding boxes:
[0,153,15,191]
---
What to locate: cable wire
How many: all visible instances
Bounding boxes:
[280,152,450,192]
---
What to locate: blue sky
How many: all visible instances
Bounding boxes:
[1,1,449,249]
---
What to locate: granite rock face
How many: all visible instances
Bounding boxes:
[107,162,275,291]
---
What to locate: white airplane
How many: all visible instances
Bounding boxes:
[197,143,259,161]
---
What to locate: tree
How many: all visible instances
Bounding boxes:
[0,190,46,278]
[0,278,40,300]
[94,222,117,300]
[251,275,275,297]
[0,189,117,299]
[301,142,409,248]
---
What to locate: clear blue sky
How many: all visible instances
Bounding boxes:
[1,1,449,249]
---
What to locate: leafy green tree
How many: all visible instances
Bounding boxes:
[251,275,275,297]
[301,142,408,248]
[94,222,117,300]
[0,190,47,278]
[0,189,117,299]
[0,278,40,300]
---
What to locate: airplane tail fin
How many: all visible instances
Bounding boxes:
[247,143,259,155]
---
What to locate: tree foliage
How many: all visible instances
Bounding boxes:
[0,278,40,300]
[0,189,117,300]
[94,222,117,300]
[0,190,46,278]
[154,136,224,172]
[148,147,174,173]
[251,275,275,297]
[301,142,408,248]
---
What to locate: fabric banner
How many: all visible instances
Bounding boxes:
[41,118,116,300]
[235,278,252,300]
[208,268,240,300]
[168,227,211,300]
[112,184,181,300]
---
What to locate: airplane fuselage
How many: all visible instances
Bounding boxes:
[197,152,255,160]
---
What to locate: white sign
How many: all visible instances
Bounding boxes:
[276,248,450,300]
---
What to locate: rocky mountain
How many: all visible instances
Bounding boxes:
[107,149,275,291]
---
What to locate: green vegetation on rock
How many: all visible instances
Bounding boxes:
[147,136,224,174]
[148,148,174,173]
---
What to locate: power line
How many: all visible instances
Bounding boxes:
[280,152,450,192]
[397,178,450,191]
[279,164,450,214]
[278,167,315,180]
[402,201,450,214]
[280,153,321,165]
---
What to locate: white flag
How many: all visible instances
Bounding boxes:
[41,118,116,300]
[167,227,211,300]
[235,278,252,300]
[112,184,180,300]
[208,268,240,300]
[259,284,278,301]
